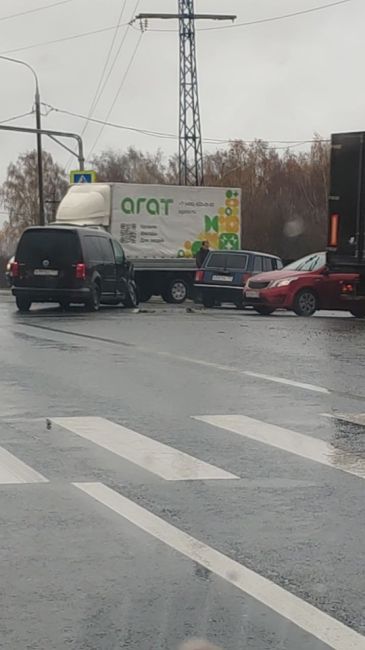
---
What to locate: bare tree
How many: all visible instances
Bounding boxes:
[0,150,68,245]
[0,140,330,263]
[204,138,329,259]
[91,147,167,184]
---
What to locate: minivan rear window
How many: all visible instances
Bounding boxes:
[17,229,81,267]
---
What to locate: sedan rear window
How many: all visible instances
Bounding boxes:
[17,229,81,267]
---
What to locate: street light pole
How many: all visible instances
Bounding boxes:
[34,81,45,226]
[0,124,85,171]
[0,55,45,226]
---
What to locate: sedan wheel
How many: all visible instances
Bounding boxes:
[293,289,317,317]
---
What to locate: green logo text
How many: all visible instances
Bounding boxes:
[121,197,174,216]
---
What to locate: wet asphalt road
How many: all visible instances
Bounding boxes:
[0,292,365,650]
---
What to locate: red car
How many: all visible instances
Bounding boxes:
[243,251,365,317]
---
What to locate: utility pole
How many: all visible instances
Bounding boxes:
[135,4,235,186]
[0,56,45,225]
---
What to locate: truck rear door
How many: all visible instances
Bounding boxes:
[327,131,365,270]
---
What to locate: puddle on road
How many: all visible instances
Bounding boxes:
[12,330,87,352]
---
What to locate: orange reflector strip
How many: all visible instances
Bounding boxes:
[329,213,339,247]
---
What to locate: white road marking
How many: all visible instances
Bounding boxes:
[195,415,365,480]
[52,416,238,481]
[148,350,331,394]
[18,323,333,396]
[243,371,330,394]
[74,482,365,650]
[0,446,48,484]
[323,413,365,426]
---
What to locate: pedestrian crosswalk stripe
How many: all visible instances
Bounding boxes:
[74,482,365,650]
[323,412,365,427]
[0,446,48,484]
[52,416,238,481]
[243,371,330,394]
[194,414,365,480]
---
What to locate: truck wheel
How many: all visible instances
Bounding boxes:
[123,281,139,308]
[350,306,365,318]
[202,294,215,308]
[293,288,318,317]
[254,306,275,315]
[16,296,32,312]
[163,278,188,304]
[85,283,101,312]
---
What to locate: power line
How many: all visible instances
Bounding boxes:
[79,0,129,139]
[0,0,76,23]
[0,110,34,124]
[0,0,353,56]
[0,22,129,56]
[205,0,353,31]
[69,0,141,164]
[131,0,352,32]
[89,0,141,121]
[64,0,129,171]
[44,103,177,139]
[87,31,144,159]
[43,103,330,148]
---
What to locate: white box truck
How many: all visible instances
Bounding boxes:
[56,182,241,303]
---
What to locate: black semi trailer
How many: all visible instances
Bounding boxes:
[327,131,365,300]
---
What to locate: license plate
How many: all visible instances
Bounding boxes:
[246,290,260,298]
[212,274,233,282]
[34,269,58,276]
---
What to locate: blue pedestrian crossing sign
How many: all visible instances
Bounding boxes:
[70,170,96,184]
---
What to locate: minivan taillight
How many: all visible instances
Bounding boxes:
[75,263,86,280]
[10,261,19,278]
[195,270,204,282]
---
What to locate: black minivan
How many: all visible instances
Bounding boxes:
[11,226,138,312]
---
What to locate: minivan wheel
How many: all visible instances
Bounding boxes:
[16,296,31,312]
[123,281,139,308]
[86,283,101,312]
[293,288,317,317]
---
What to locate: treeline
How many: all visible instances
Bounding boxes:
[0,138,329,265]
[90,137,330,260]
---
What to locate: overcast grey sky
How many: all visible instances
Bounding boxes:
[0,0,362,200]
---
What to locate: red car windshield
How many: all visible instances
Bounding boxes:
[284,252,326,272]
